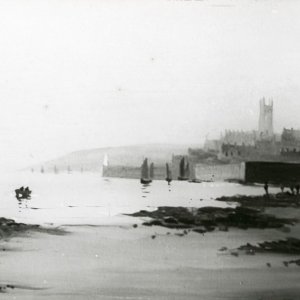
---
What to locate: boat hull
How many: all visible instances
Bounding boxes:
[140,178,152,184]
[177,177,189,181]
[15,189,31,200]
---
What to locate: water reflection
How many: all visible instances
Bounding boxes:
[15,186,32,212]
[16,198,29,212]
[0,173,275,225]
[141,183,151,198]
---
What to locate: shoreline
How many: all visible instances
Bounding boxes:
[1,192,300,299]
[1,223,300,299]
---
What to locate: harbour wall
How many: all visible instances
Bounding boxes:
[194,163,245,182]
[102,165,166,180]
[244,161,300,184]
[194,161,300,184]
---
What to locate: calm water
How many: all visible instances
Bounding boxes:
[0,172,277,225]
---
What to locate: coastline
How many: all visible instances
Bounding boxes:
[1,192,300,299]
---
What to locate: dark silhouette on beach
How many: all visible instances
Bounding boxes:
[280,184,285,193]
[264,182,269,196]
[296,184,300,195]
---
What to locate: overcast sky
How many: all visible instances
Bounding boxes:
[0,0,300,169]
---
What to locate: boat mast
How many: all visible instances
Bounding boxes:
[185,162,190,179]
[141,158,149,179]
[179,157,185,178]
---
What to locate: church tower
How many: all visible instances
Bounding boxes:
[258,98,273,139]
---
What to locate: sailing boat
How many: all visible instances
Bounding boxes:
[165,163,172,184]
[102,153,109,176]
[177,157,189,181]
[149,163,154,180]
[185,162,190,179]
[103,153,109,168]
[140,158,152,184]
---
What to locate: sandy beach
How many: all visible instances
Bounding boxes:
[2,0,300,297]
[1,212,300,300]
[1,176,299,299]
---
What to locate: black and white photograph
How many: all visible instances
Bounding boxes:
[1,0,300,299]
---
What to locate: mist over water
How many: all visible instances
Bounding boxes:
[0,172,277,226]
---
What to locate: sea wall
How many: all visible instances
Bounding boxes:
[194,163,245,182]
[244,161,300,184]
[194,161,300,184]
[102,165,166,180]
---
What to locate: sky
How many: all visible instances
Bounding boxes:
[0,0,300,169]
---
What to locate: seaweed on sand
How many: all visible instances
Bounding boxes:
[216,193,300,208]
[127,206,296,233]
[238,238,300,255]
[0,217,66,240]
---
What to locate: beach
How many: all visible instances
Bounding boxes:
[1,173,300,299]
[1,222,300,299]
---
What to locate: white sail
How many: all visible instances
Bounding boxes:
[103,153,109,167]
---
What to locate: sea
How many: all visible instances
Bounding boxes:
[0,171,278,226]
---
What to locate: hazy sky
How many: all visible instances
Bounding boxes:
[1,0,300,169]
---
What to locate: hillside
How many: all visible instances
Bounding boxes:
[30,144,192,173]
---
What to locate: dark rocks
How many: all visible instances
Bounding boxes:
[216,193,300,208]
[143,220,164,227]
[283,261,289,267]
[0,284,15,293]
[175,233,185,237]
[230,251,239,257]
[192,228,206,235]
[219,246,228,252]
[163,217,178,224]
[127,206,295,233]
[238,238,300,255]
[0,217,66,240]
[283,259,300,267]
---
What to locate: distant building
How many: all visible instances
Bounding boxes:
[280,128,300,158]
[258,98,274,140]
[190,99,300,182]
[194,161,300,184]
[219,140,281,161]
[281,128,300,151]
[203,139,221,152]
[221,130,257,146]
[218,98,279,161]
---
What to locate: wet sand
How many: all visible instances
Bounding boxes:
[1,216,300,300]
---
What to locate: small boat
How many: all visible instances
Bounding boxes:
[15,186,32,200]
[165,163,172,184]
[188,178,202,183]
[140,158,152,184]
[177,157,189,181]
